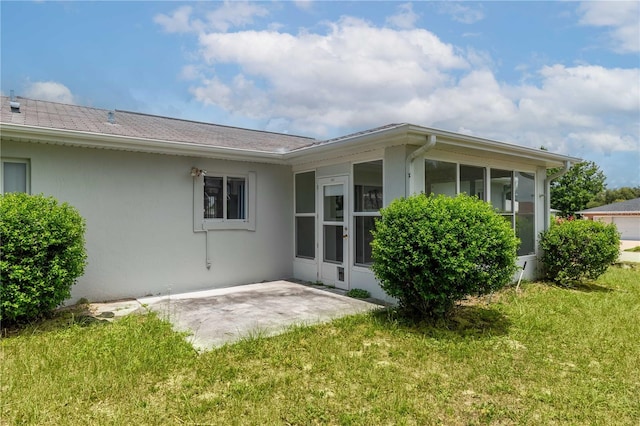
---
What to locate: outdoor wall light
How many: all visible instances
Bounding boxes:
[190,167,207,177]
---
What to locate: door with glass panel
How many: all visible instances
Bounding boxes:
[318,176,349,289]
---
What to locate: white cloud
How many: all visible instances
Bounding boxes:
[293,1,314,12]
[438,2,484,24]
[191,16,468,132]
[154,2,268,34]
[157,6,638,177]
[154,5,198,33]
[24,81,75,104]
[205,1,268,32]
[578,1,640,53]
[386,3,419,29]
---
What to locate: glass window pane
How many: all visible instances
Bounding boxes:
[323,184,344,221]
[227,177,246,220]
[204,176,223,219]
[295,171,315,214]
[296,217,315,259]
[515,172,536,256]
[490,169,513,212]
[460,165,485,200]
[425,160,456,197]
[3,162,27,193]
[354,160,383,212]
[355,216,376,265]
[323,225,343,263]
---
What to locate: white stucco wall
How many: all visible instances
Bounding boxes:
[1,141,294,302]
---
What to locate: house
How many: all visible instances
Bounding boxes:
[577,198,640,240]
[1,96,581,302]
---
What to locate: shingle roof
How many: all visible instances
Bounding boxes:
[0,96,316,153]
[578,198,640,214]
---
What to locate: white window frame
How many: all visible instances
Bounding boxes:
[294,170,317,260]
[424,155,538,257]
[1,158,31,194]
[352,159,384,268]
[193,171,256,231]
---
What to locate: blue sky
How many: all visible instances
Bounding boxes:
[2,1,639,187]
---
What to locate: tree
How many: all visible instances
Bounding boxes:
[549,161,606,217]
[586,186,640,208]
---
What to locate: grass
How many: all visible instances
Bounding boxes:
[624,245,640,252]
[2,266,639,425]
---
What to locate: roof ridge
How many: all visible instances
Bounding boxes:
[115,109,316,140]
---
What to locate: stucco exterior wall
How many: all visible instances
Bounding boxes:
[1,140,294,302]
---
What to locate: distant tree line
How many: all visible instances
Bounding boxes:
[586,187,640,209]
[549,160,640,218]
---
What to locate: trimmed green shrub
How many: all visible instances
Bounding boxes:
[1,193,87,322]
[539,218,619,286]
[371,194,519,317]
[346,288,371,299]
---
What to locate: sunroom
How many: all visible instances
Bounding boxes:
[288,124,578,300]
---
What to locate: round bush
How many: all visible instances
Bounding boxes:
[539,219,619,286]
[1,193,87,322]
[371,194,518,317]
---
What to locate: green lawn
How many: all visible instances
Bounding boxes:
[2,266,639,425]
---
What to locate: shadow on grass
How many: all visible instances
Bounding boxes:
[543,280,614,293]
[565,282,614,293]
[1,304,110,338]
[371,304,511,340]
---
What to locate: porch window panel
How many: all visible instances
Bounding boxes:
[425,160,456,197]
[490,169,513,213]
[296,217,315,259]
[295,171,315,213]
[354,160,383,212]
[460,165,486,200]
[295,171,316,260]
[355,216,376,266]
[515,171,536,256]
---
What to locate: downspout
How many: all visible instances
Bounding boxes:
[406,134,437,195]
[191,169,212,269]
[544,160,572,230]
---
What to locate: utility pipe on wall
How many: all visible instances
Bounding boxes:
[405,134,437,195]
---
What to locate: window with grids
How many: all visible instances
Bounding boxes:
[353,160,383,266]
[425,160,536,256]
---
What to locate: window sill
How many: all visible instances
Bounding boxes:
[200,220,255,231]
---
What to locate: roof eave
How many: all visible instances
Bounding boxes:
[0,123,287,164]
[285,123,581,168]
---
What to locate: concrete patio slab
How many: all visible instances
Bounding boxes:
[96,281,381,351]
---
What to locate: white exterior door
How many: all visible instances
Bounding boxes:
[318,176,349,289]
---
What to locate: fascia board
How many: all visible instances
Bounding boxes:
[285,123,581,168]
[0,123,287,164]
[284,124,424,164]
[423,127,582,166]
